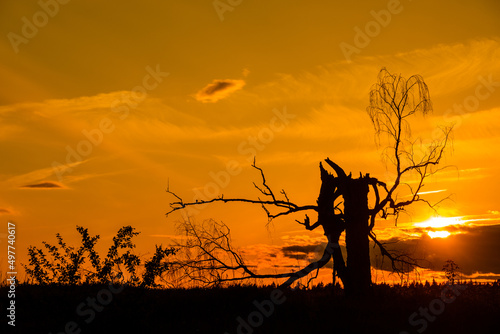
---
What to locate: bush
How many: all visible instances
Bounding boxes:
[23,225,177,287]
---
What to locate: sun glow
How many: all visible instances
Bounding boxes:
[428,231,451,239]
[415,216,462,228]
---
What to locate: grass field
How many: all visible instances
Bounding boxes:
[2,281,499,333]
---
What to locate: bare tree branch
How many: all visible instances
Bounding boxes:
[166,219,337,288]
[166,160,317,220]
[367,68,453,221]
[369,231,423,274]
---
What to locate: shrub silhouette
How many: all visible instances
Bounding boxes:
[23,225,177,287]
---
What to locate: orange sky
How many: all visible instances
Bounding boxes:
[1,0,500,285]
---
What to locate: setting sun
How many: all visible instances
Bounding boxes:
[428,231,451,239]
[415,216,463,228]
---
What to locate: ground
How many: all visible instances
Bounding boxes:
[1,282,499,333]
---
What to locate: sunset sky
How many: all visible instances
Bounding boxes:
[1,0,500,284]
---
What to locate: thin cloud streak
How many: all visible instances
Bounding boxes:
[194,79,246,103]
[21,181,65,189]
[5,160,90,188]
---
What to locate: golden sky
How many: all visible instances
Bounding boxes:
[1,0,500,284]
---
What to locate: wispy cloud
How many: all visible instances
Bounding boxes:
[21,181,65,189]
[248,38,500,107]
[149,234,189,241]
[5,160,89,188]
[0,91,128,118]
[194,79,246,103]
[416,189,448,196]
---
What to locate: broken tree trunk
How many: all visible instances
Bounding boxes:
[343,175,372,297]
[317,163,347,286]
[321,159,372,296]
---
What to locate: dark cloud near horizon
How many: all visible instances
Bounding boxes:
[281,243,324,260]
[282,244,323,254]
[279,224,500,277]
[21,181,63,189]
[272,264,307,269]
[281,242,345,269]
[372,224,500,276]
[194,79,245,103]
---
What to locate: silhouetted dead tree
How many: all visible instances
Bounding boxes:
[166,163,341,289]
[164,218,335,288]
[166,68,452,296]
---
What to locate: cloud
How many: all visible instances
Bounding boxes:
[21,181,65,189]
[371,224,500,276]
[281,243,324,260]
[0,91,129,119]
[249,38,500,108]
[4,160,89,189]
[278,237,346,270]
[463,272,500,281]
[194,79,246,103]
[148,234,190,242]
